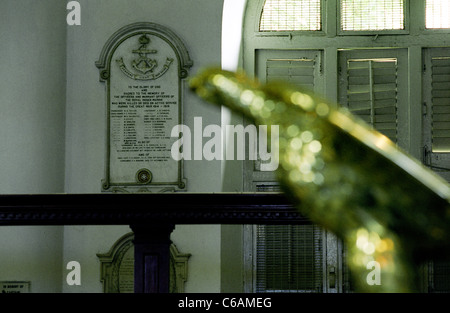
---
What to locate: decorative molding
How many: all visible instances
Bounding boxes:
[97,232,134,293]
[170,244,191,293]
[96,22,193,81]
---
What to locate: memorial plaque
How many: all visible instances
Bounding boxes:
[118,248,134,293]
[97,232,191,293]
[0,281,30,293]
[96,23,192,192]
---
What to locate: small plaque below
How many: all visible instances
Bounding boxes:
[97,232,191,293]
[0,281,30,293]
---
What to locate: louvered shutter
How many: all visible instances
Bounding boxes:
[429,260,450,293]
[255,224,323,292]
[266,58,316,91]
[423,48,450,181]
[251,50,322,176]
[338,49,408,293]
[430,57,450,152]
[346,58,399,142]
[423,49,450,292]
[245,50,326,293]
[252,184,324,293]
[254,57,317,171]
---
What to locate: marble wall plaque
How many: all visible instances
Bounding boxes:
[97,23,192,192]
[118,247,134,293]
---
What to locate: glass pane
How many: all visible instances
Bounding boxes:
[341,0,404,31]
[260,0,322,31]
[426,0,450,29]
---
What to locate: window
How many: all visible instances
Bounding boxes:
[244,0,450,293]
[260,0,322,31]
[426,0,450,29]
[249,49,323,181]
[243,49,328,293]
[340,0,405,31]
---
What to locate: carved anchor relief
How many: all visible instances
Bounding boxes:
[116,34,173,81]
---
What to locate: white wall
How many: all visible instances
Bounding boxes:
[0,0,67,292]
[220,0,247,292]
[0,0,227,293]
[63,0,224,293]
[0,1,66,193]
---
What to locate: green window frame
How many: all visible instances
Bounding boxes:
[243,0,450,293]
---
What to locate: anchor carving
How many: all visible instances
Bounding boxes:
[131,35,157,74]
[116,34,173,81]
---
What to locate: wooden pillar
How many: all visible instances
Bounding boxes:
[131,224,175,293]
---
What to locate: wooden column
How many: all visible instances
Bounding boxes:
[131,224,175,293]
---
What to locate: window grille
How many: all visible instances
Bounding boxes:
[340,0,404,31]
[255,224,323,292]
[426,0,450,29]
[260,0,322,31]
[429,260,450,292]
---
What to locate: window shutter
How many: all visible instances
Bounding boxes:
[266,58,316,91]
[429,260,450,292]
[252,51,322,175]
[346,58,399,142]
[255,58,316,170]
[248,51,325,293]
[255,224,323,292]
[430,57,450,152]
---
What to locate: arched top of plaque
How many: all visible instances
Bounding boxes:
[96,22,193,81]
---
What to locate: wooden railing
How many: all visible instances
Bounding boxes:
[0,193,306,292]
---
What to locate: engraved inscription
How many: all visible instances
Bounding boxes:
[110,85,176,165]
[108,33,181,187]
[118,248,134,293]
